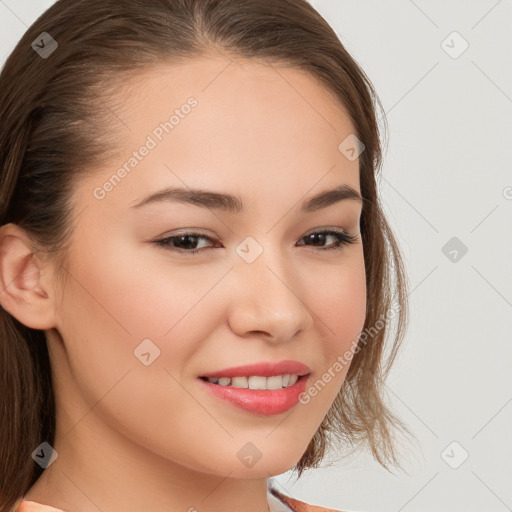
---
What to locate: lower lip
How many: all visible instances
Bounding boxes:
[198,375,309,415]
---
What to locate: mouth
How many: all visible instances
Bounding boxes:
[198,373,306,390]
[197,373,310,416]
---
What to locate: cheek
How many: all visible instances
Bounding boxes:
[56,235,232,413]
[336,258,367,346]
[62,232,221,342]
[288,250,366,414]
[310,249,367,350]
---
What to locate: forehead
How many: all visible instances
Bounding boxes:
[79,55,361,212]
[116,54,352,128]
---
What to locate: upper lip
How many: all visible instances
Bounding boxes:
[199,360,311,379]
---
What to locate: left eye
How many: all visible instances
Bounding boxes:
[153,229,359,255]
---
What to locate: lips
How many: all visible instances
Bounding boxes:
[197,360,312,415]
[198,373,310,415]
[198,360,311,379]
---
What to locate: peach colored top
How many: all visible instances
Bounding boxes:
[18,485,345,512]
[269,486,345,511]
[17,498,342,512]
[17,501,65,512]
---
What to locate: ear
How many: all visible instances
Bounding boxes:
[0,223,58,330]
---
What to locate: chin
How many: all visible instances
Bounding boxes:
[183,444,307,479]
[220,459,299,479]
[234,445,307,478]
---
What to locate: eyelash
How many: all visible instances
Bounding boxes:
[153,229,359,255]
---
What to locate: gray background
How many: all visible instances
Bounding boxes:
[1,1,511,511]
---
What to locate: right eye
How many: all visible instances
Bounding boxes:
[153,232,219,255]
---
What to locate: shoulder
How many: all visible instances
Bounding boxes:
[269,486,346,512]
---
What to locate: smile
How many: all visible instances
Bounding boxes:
[201,374,300,390]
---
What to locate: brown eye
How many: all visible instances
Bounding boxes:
[297,229,358,251]
[154,232,219,255]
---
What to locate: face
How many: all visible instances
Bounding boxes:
[46,54,366,478]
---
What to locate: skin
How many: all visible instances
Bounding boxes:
[0,54,366,512]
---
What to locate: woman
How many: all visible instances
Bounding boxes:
[0,1,413,511]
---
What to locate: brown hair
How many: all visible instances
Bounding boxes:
[0,0,415,510]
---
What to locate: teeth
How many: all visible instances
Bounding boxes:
[265,375,285,390]
[231,376,248,388]
[205,374,301,389]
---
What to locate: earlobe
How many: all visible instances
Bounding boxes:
[0,223,57,330]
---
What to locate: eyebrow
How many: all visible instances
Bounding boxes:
[130,184,363,213]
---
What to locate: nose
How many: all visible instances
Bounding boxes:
[227,250,314,343]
